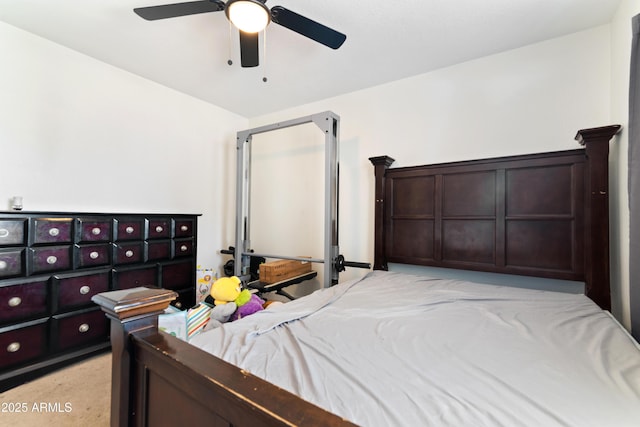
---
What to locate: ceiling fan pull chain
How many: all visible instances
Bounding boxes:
[262,30,268,82]
[227,20,234,66]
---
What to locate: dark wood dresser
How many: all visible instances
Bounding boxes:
[0,211,199,391]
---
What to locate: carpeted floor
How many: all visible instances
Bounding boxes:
[0,353,111,427]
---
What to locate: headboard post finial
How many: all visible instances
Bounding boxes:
[369,156,395,270]
[575,125,621,311]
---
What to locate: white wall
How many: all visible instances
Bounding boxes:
[0,22,247,271]
[247,26,627,319]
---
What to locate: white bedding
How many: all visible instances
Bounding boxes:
[190,271,640,427]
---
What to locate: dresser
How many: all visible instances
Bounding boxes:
[0,211,199,391]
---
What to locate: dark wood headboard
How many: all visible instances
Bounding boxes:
[370,125,620,310]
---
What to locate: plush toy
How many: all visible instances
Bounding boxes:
[234,288,252,307]
[209,276,242,306]
[203,302,237,331]
[231,293,265,321]
[205,275,266,324]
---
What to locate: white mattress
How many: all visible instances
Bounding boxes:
[190,271,640,426]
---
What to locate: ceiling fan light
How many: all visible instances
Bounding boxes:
[226,0,270,33]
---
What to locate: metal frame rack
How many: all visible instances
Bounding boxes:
[233,111,347,287]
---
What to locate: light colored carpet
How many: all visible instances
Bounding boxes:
[0,352,111,427]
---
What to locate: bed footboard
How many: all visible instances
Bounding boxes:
[93,287,355,427]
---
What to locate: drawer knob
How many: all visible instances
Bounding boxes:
[155,225,164,233]
[175,301,182,309]
[89,251,99,259]
[46,255,58,265]
[80,285,91,295]
[91,227,101,236]
[7,342,20,353]
[0,260,7,270]
[125,226,135,234]
[8,296,22,307]
[79,323,90,333]
[0,228,9,238]
[48,227,60,237]
[125,250,134,258]
[180,245,188,252]
[180,225,188,232]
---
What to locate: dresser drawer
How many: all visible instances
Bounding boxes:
[0,279,48,323]
[76,244,111,268]
[114,218,144,241]
[173,219,194,238]
[0,219,26,246]
[0,319,48,370]
[29,246,72,274]
[113,242,144,265]
[148,219,171,239]
[31,218,73,245]
[113,265,158,290]
[77,218,112,242]
[0,248,25,278]
[53,308,108,352]
[146,240,171,261]
[161,261,193,291]
[53,270,110,312]
[173,239,194,258]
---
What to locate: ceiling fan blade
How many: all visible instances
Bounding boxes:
[239,31,259,67]
[134,0,224,21]
[270,6,346,49]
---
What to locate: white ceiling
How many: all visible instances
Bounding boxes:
[0,0,622,117]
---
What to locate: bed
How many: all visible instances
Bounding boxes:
[92,124,640,427]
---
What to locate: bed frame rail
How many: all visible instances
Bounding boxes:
[93,287,356,427]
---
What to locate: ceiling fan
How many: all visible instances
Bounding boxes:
[134,0,347,68]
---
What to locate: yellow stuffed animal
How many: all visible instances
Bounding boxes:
[210,276,242,306]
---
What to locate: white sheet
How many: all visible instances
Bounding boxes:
[190,271,640,426]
